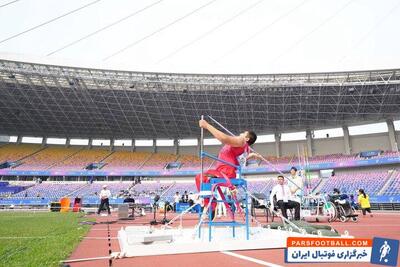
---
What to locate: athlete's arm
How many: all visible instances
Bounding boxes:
[247,152,262,160]
[199,119,245,147]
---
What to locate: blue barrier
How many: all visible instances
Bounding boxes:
[0,195,399,206]
[0,195,400,207]
[176,202,200,213]
[0,197,127,206]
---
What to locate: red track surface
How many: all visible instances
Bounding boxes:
[67,211,400,267]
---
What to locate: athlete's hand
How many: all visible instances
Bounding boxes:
[199,119,209,129]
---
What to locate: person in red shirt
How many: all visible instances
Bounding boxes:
[195,118,260,218]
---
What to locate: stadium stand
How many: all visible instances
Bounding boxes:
[12,183,84,199]
[382,170,400,196]
[0,144,43,163]
[0,181,33,197]
[51,149,112,170]
[318,170,390,195]
[69,183,132,203]
[102,151,152,170]
[15,146,81,170]
[177,154,215,170]
[140,153,179,170]
[2,145,399,171]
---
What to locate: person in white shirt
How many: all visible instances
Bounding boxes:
[270,175,300,220]
[97,185,111,215]
[288,167,303,203]
[173,192,180,212]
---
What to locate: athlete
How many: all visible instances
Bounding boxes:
[195,118,260,218]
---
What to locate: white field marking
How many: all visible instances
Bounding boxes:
[84,237,117,240]
[61,256,111,263]
[90,229,129,231]
[220,251,283,267]
[0,236,60,239]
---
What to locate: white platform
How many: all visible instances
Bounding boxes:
[117,225,352,257]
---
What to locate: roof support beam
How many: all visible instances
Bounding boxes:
[386,119,399,152]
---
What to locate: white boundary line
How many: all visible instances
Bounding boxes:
[0,236,55,239]
[61,256,111,263]
[220,251,283,267]
[84,237,117,240]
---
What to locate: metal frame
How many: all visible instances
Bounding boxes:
[198,151,250,241]
[1,59,400,139]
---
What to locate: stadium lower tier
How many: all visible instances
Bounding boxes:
[1,168,400,206]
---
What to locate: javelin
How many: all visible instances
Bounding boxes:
[207,115,303,192]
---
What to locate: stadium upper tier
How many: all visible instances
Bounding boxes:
[0,144,42,163]
[101,151,152,171]
[140,153,179,170]
[1,59,400,139]
[51,148,111,171]
[1,144,399,172]
[16,146,81,170]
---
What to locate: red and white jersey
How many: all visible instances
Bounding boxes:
[215,143,249,177]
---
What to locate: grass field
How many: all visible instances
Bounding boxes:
[0,212,93,267]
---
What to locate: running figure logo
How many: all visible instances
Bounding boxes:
[380,241,391,262]
[371,237,399,266]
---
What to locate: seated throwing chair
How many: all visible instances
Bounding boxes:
[195,152,250,242]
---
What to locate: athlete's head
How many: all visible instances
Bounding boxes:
[240,131,257,145]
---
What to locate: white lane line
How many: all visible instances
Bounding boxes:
[61,256,111,263]
[220,251,283,267]
[84,237,117,240]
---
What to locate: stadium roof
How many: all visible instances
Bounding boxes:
[1,59,400,139]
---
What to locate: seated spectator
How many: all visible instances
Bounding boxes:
[123,195,135,203]
[269,175,300,220]
[173,192,180,212]
[181,191,189,203]
[330,188,349,204]
[188,192,194,206]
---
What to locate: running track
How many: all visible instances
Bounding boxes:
[66,212,400,267]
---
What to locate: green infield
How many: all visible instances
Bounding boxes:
[0,212,92,267]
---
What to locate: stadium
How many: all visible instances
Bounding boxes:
[1,1,400,267]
